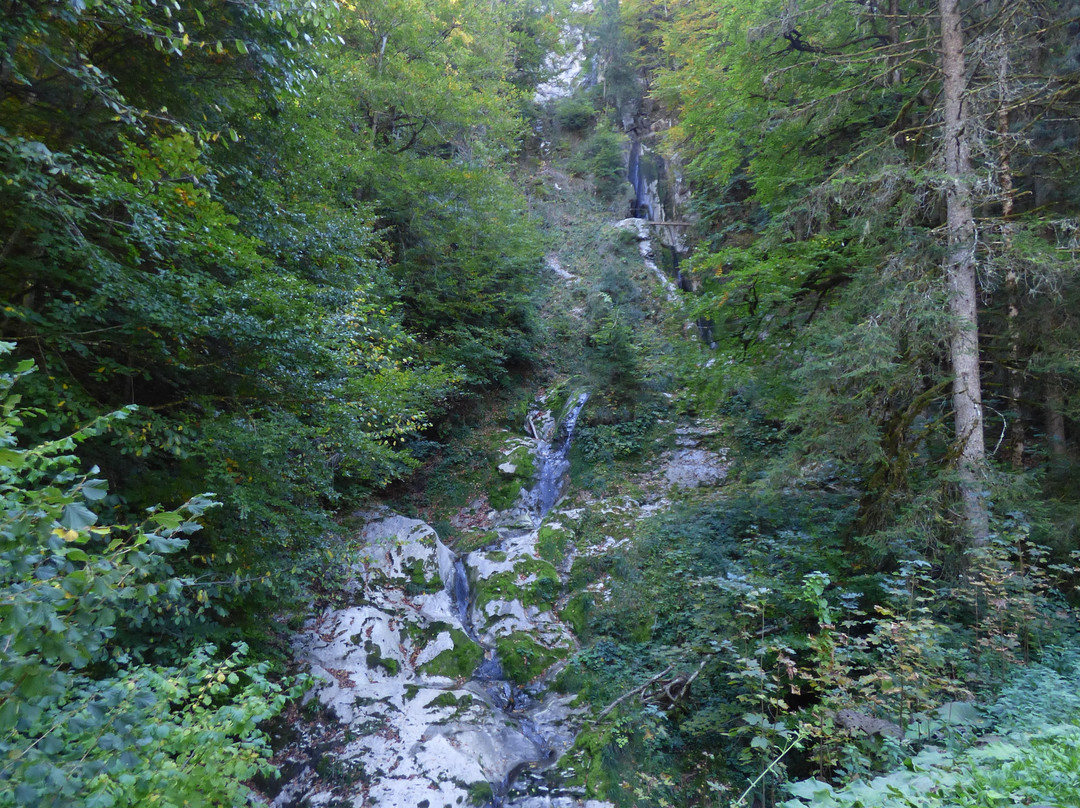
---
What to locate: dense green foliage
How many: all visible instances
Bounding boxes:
[653,0,1080,550]
[535,2,1080,807]
[5,0,1080,804]
[1,0,554,599]
[782,644,1080,807]
[0,0,554,800]
[0,352,302,805]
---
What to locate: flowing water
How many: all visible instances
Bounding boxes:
[626,138,715,348]
[522,394,589,521]
[456,392,590,806]
[271,392,597,808]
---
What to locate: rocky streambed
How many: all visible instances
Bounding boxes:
[270,394,608,808]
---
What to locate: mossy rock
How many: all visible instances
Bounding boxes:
[454,530,499,555]
[428,691,475,710]
[494,632,569,684]
[568,553,614,591]
[363,640,400,676]
[559,593,591,636]
[489,445,536,510]
[474,557,561,613]
[419,629,483,679]
[536,524,572,565]
[402,619,454,651]
[466,781,494,806]
[403,557,442,596]
[543,382,572,426]
[564,728,613,799]
[585,583,657,643]
[553,387,589,426]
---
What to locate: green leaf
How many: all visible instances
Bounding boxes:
[785,779,834,800]
[61,502,97,530]
[149,511,183,530]
[82,478,109,501]
[936,700,984,727]
[0,447,26,469]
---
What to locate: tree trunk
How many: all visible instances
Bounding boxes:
[1045,373,1067,461]
[939,0,988,543]
[998,51,1024,470]
[888,0,901,85]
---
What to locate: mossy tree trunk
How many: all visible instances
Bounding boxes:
[939,0,988,544]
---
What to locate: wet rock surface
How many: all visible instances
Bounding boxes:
[270,394,607,808]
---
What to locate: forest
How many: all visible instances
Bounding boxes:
[1,0,1079,806]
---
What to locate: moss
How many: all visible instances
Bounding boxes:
[630,612,655,643]
[402,619,457,652]
[465,781,493,806]
[474,557,561,613]
[364,641,400,676]
[403,557,443,596]
[536,524,572,565]
[454,530,499,555]
[568,553,614,591]
[494,632,568,684]
[489,445,537,510]
[564,729,613,799]
[419,629,484,679]
[429,691,474,709]
[554,387,591,427]
[559,593,591,636]
[544,381,572,426]
[501,389,533,430]
[402,620,426,646]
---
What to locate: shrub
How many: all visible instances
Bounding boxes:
[0,350,302,807]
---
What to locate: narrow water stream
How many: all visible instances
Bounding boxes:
[626,137,715,348]
[523,394,590,522]
[450,393,590,807]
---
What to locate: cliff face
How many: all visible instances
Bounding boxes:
[620,68,694,259]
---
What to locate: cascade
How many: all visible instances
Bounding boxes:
[627,142,650,220]
[451,392,590,806]
[523,393,590,521]
[626,137,715,348]
[272,393,597,808]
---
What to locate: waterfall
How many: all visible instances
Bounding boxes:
[523,393,590,520]
[273,393,595,808]
[627,138,715,348]
[440,392,589,807]
[628,141,650,220]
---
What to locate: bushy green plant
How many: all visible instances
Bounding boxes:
[570,122,630,202]
[780,643,1080,808]
[576,415,657,463]
[0,352,301,806]
[555,97,598,132]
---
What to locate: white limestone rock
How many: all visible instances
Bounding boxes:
[662,448,730,489]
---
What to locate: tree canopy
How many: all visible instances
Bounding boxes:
[1,0,555,797]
